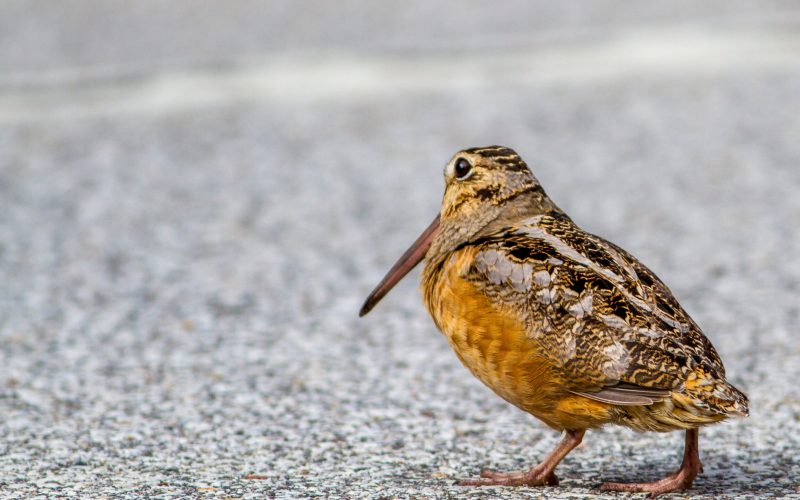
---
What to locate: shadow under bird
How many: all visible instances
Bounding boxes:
[359,146,748,496]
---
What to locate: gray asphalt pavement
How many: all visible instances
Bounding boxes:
[1,2,800,499]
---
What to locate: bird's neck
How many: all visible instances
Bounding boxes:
[428,190,565,263]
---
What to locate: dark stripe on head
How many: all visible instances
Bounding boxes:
[493,155,530,172]
[498,184,543,204]
[474,185,501,200]
[462,146,530,173]
[464,145,519,158]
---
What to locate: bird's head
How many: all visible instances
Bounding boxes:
[359,146,561,316]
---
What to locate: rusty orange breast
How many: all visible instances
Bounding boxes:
[421,247,614,430]
[422,248,557,413]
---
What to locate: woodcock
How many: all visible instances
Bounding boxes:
[359,146,749,496]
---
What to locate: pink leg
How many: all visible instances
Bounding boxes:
[601,428,703,498]
[458,429,585,487]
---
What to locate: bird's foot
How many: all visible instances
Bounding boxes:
[600,428,703,498]
[457,466,559,487]
[456,429,584,488]
[600,463,699,498]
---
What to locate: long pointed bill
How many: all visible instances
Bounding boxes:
[359,215,440,317]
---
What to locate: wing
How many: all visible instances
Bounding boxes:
[463,213,726,403]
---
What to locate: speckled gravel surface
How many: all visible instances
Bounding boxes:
[2,3,800,499]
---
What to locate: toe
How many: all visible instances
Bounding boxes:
[457,477,501,486]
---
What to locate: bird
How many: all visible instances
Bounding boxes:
[359,146,749,496]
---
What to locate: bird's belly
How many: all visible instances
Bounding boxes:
[427,269,557,414]
[423,254,614,430]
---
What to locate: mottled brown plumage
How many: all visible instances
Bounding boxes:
[360,146,748,496]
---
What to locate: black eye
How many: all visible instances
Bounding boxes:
[454,158,472,179]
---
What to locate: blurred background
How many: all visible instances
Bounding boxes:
[1,1,799,498]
